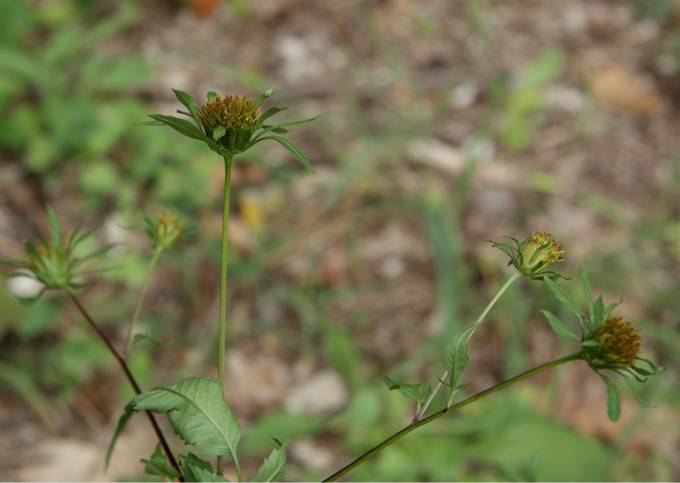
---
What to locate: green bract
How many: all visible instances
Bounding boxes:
[0,207,111,294]
[146,88,318,171]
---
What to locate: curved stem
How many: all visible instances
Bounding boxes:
[217,154,234,476]
[324,352,582,482]
[124,247,162,356]
[416,271,521,420]
[67,291,182,480]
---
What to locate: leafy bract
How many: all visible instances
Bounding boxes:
[541,310,579,341]
[142,444,180,481]
[251,443,286,482]
[180,453,227,482]
[129,377,241,465]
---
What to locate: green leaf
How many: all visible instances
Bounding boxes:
[180,453,226,482]
[544,277,584,323]
[252,444,286,482]
[601,374,621,422]
[255,106,286,128]
[384,378,431,403]
[255,88,275,106]
[147,114,208,142]
[445,325,476,405]
[173,89,200,124]
[541,310,579,341]
[105,406,134,469]
[581,340,600,348]
[129,377,241,463]
[603,298,622,323]
[141,444,180,480]
[207,91,217,100]
[46,206,61,247]
[593,295,605,327]
[212,125,226,140]
[580,267,594,325]
[384,376,399,390]
[251,135,314,172]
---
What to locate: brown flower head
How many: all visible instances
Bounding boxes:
[198,95,259,134]
[588,317,641,368]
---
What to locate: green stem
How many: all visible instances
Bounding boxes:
[67,291,183,480]
[216,154,235,477]
[416,271,521,420]
[124,246,162,356]
[324,352,582,482]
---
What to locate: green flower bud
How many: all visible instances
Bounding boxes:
[491,231,565,280]
[144,211,184,251]
[198,95,259,152]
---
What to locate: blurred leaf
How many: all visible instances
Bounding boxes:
[324,326,359,387]
[147,114,209,142]
[106,406,134,469]
[141,444,179,480]
[242,411,324,454]
[180,453,226,482]
[601,374,621,422]
[541,310,579,341]
[252,135,314,172]
[252,443,286,482]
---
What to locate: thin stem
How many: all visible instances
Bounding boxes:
[324,352,582,482]
[67,291,182,480]
[124,246,162,356]
[416,271,522,420]
[217,154,234,476]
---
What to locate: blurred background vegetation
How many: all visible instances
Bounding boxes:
[0,0,678,480]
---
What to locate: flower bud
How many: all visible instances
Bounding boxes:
[198,94,259,151]
[145,211,184,251]
[491,231,565,280]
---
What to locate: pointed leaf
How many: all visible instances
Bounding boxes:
[141,444,180,480]
[544,277,584,323]
[383,376,399,390]
[180,453,226,482]
[173,89,200,123]
[252,444,286,482]
[105,405,134,469]
[541,310,579,341]
[255,88,275,106]
[601,374,621,422]
[129,377,241,462]
[46,206,61,247]
[580,266,594,324]
[445,325,475,405]
[148,114,208,141]
[251,135,314,172]
[255,106,286,128]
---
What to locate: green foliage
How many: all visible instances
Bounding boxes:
[541,310,579,341]
[251,443,286,482]
[128,377,241,463]
[180,453,226,482]
[384,376,432,404]
[142,444,179,481]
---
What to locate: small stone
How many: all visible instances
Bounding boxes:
[285,371,347,415]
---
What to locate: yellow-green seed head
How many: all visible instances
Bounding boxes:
[591,317,641,368]
[198,95,259,133]
[521,231,564,268]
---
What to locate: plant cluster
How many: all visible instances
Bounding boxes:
[1,88,662,482]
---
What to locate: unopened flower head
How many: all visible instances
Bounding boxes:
[145,211,184,251]
[491,231,565,280]
[1,208,110,294]
[198,95,259,143]
[586,317,641,369]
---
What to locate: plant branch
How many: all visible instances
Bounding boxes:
[124,246,162,356]
[323,351,582,482]
[416,271,522,420]
[67,291,183,480]
[217,154,234,476]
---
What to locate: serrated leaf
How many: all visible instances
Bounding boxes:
[105,405,134,469]
[252,135,314,172]
[141,444,179,480]
[445,325,476,405]
[601,374,621,422]
[173,89,200,124]
[180,453,226,482]
[148,114,208,142]
[46,206,61,247]
[252,444,286,482]
[541,310,579,341]
[129,377,241,464]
